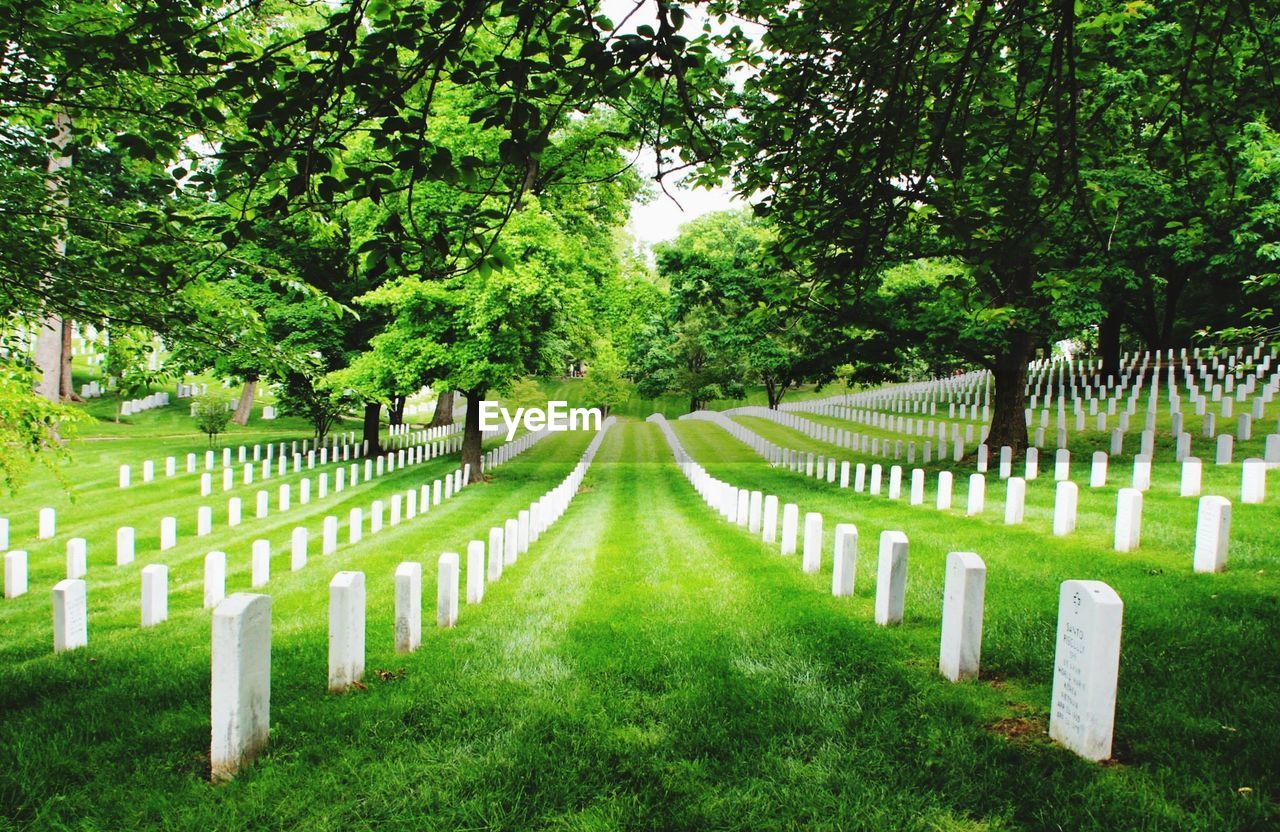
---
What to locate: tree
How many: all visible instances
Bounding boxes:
[633,210,832,411]
[581,341,631,417]
[501,378,548,412]
[356,193,615,476]
[718,0,1280,454]
[102,327,168,422]
[0,353,81,493]
[192,394,232,448]
[634,307,746,413]
[427,389,456,428]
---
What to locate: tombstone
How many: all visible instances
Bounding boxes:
[328,571,366,691]
[0,517,6,551]
[1025,447,1039,480]
[210,593,272,782]
[888,466,903,499]
[1049,580,1123,762]
[251,540,271,588]
[1241,458,1266,504]
[1181,456,1203,498]
[780,504,799,555]
[141,564,168,627]
[909,468,925,505]
[66,537,87,579]
[748,491,763,534]
[322,516,339,555]
[205,551,227,608]
[255,490,269,520]
[487,527,505,581]
[160,516,177,551]
[939,552,986,681]
[854,462,867,492]
[348,508,363,544]
[1131,454,1152,491]
[290,528,308,572]
[52,579,88,652]
[437,552,460,628]
[1216,434,1233,465]
[1193,496,1231,573]
[874,532,909,626]
[465,540,486,605]
[1053,481,1079,537]
[869,464,883,496]
[998,446,1012,479]
[504,518,519,565]
[38,507,55,539]
[517,510,530,553]
[1087,451,1107,489]
[433,479,443,506]
[831,524,857,597]
[966,474,985,516]
[1004,477,1026,525]
[4,550,29,599]
[762,495,779,544]
[389,495,402,527]
[192,504,213,537]
[394,562,422,654]
[1054,449,1070,482]
[119,464,131,488]
[801,513,823,574]
[1113,488,1143,552]
[839,461,851,489]
[115,526,136,565]
[370,500,384,534]
[977,444,989,473]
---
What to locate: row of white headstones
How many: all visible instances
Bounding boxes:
[119,391,171,416]
[786,348,1277,461]
[2,434,467,597]
[207,417,612,782]
[17,462,469,646]
[1,428,550,611]
[116,422,462,490]
[650,413,1122,764]
[693,411,1259,573]
[24,423,562,655]
[742,389,1280,469]
[790,344,1274,422]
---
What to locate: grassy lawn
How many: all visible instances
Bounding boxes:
[1,400,1276,829]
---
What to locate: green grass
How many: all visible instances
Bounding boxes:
[1,386,1277,829]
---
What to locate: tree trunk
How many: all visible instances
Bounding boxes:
[984,333,1033,457]
[34,112,73,404]
[232,379,257,426]
[59,321,83,402]
[462,389,487,482]
[388,394,407,426]
[428,389,455,427]
[362,402,382,455]
[33,316,63,402]
[1098,300,1122,380]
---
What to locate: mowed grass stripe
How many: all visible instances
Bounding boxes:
[668,418,1279,828]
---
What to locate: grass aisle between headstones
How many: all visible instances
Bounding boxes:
[0,420,1276,829]
[667,418,1278,828]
